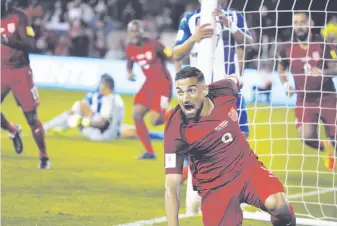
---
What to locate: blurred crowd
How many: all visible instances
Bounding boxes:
[16,0,195,58]
[15,0,337,69]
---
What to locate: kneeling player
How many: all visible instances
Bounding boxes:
[44,74,128,141]
[164,67,295,226]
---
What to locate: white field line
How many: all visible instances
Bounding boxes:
[117,187,337,226]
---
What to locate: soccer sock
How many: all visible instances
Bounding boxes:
[271,204,296,226]
[135,119,154,154]
[1,113,18,134]
[43,112,70,132]
[304,140,325,151]
[30,120,48,158]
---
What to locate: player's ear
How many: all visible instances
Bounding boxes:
[310,19,314,27]
[202,85,209,97]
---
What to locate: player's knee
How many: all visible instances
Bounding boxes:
[24,110,38,126]
[132,112,144,121]
[264,193,289,217]
[150,117,164,126]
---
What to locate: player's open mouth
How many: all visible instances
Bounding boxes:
[184,104,195,111]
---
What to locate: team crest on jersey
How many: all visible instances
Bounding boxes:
[215,120,228,132]
[7,23,16,33]
[228,107,238,122]
[312,51,320,61]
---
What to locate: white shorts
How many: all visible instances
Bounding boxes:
[80,126,120,141]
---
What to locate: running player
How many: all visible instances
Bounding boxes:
[278,11,337,171]
[1,0,50,169]
[164,66,296,226]
[126,19,172,159]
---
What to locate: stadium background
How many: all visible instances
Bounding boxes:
[1,0,337,225]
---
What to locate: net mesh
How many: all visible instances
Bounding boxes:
[230,0,337,224]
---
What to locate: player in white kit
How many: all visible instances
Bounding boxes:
[173,0,253,215]
[43,74,126,141]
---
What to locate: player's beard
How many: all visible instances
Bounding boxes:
[184,102,203,121]
[295,29,309,42]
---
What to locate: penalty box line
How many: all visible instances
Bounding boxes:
[117,187,337,226]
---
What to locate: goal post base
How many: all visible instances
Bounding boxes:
[243,211,337,226]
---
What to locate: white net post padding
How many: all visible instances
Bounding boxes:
[232,0,337,225]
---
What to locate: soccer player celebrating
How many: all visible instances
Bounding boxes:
[164,66,296,226]
[125,19,172,159]
[173,0,253,214]
[1,0,50,169]
[278,12,337,171]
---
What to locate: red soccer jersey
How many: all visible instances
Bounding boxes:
[279,37,336,103]
[126,38,172,83]
[1,8,35,69]
[164,79,257,191]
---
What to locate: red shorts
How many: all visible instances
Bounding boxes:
[295,96,337,138]
[134,81,172,113]
[199,161,285,226]
[1,66,39,112]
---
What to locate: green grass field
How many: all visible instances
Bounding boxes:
[1,89,336,226]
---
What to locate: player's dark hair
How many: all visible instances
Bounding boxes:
[175,66,205,83]
[101,74,115,91]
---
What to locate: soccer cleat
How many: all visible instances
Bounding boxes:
[38,157,51,169]
[9,124,23,154]
[323,141,336,171]
[137,152,156,160]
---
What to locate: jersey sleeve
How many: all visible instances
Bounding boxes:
[231,10,251,36]
[7,10,36,52]
[84,92,93,105]
[154,39,172,61]
[164,112,187,174]
[175,14,192,46]
[208,78,239,98]
[100,97,114,122]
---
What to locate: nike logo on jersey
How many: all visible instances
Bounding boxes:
[215,120,228,132]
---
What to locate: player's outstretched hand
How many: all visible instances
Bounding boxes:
[212,8,231,28]
[192,23,214,43]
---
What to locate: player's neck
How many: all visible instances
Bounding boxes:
[296,35,311,49]
[200,97,214,117]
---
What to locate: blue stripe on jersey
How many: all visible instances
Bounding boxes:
[85,93,94,105]
[97,94,103,113]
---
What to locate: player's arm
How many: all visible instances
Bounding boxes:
[213,8,253,46]
[125,47,135,81]
[1,11,38,52]
[209,75,241,97]
[155,40,173,61]
[173,15,213,61]
[164,118,186,226]
[277,44,294,95]
[165,174,182,226]
[82,99,113,129]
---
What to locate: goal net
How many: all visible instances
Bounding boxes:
[197,0,337,225]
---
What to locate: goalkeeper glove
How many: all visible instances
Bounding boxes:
[81,117,91,127]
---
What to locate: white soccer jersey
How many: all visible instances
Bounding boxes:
[175,8,251,81]
[85,92,125,136]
